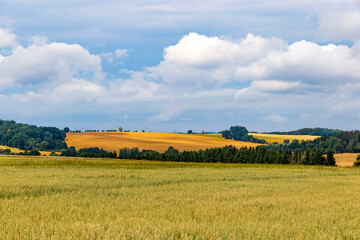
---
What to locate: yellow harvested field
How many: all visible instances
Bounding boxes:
[66,132,260,153]
[335,153,359,167]
[0,145,23,153]
[249,133,320,144]
[0,145,55,156]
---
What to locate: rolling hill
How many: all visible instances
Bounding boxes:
[65,132,261,153]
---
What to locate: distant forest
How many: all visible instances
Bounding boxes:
[57,145,336,166]
[269,131,360,153]
[267,128,343,136]
[0,119,67,151]
[117,145,336,166]
[222,126,360,154]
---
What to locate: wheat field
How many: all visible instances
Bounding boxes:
[249,133,320,144]
[0,145,24,153]
[65,132,261,153]
[1,155,360,239]
[334,153,358,167]
[0,145,55,156]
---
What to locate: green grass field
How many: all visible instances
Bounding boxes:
[1,156,360,239]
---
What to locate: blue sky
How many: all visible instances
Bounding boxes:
[0,0,360,132]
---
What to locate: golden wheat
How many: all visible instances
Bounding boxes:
[249,133,320,144]
[1,156,360,239]
[66,132,260,153]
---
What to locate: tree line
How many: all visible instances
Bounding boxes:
[269,131,360,153]
[0,148,41,156]
[0,120,67,151]
[58,147,117,158]
[117,145,336,166]
[267,128,343,136]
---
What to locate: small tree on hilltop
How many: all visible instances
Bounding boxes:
[118,127,123,132]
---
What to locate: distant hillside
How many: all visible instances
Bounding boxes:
[0,119,67,151]
[267,128,343,136]
[65,132,260,153]
[268,130,360,154]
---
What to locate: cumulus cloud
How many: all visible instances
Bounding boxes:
[164,33,286,67]
[2,30,360,130]
[144,33,287,87]
[235,40,360,84]
[0,28,16,48]
[0,39,102,90]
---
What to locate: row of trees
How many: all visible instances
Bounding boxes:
[223,126,360,154]
[271,131,360,153]
[268,128,343,136]
[0,148,41,156]
[117,145,336,166]
[0,120,67,151]
[59,147,117,158]
[84,130,118,133]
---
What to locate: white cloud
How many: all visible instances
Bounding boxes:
[318,9,360,41]
[263,114,287,123]
[249,80,304,93]
[144,33,287,87]
[0,28,16,48]
[114,49,129,58]
[101,48,129,63]
[0,40,102,90]
[2,30,360,130]
[235,40,360,84]
[164,32,286,67]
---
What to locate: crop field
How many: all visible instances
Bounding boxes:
[249,133,320,144]
[334,153,358,167]
[66,132,260,153]
[1,156,360,239]
[0,145,53,156]
[0,145,23,153]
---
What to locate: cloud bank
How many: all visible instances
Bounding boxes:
[1,29,360,131]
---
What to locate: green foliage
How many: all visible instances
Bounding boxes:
[117,145,336,166]
[221,126,266,144]
[326,150,336,166]
[268,128,343,136]
[60,147,117,158]
[0,119,67,151]
[268,131,360,154]
[354,154,360,166]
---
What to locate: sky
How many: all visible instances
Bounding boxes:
[0,0,360,132]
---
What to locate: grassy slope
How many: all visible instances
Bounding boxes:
[1,156,360,239]
[65,132,260,153]
[249,133,320,144]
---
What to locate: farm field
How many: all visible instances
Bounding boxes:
[0,145,54,156]
[1,156,360,239]
[334,153,358,167]
[65,132,260,153]
[249,133,320,144]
